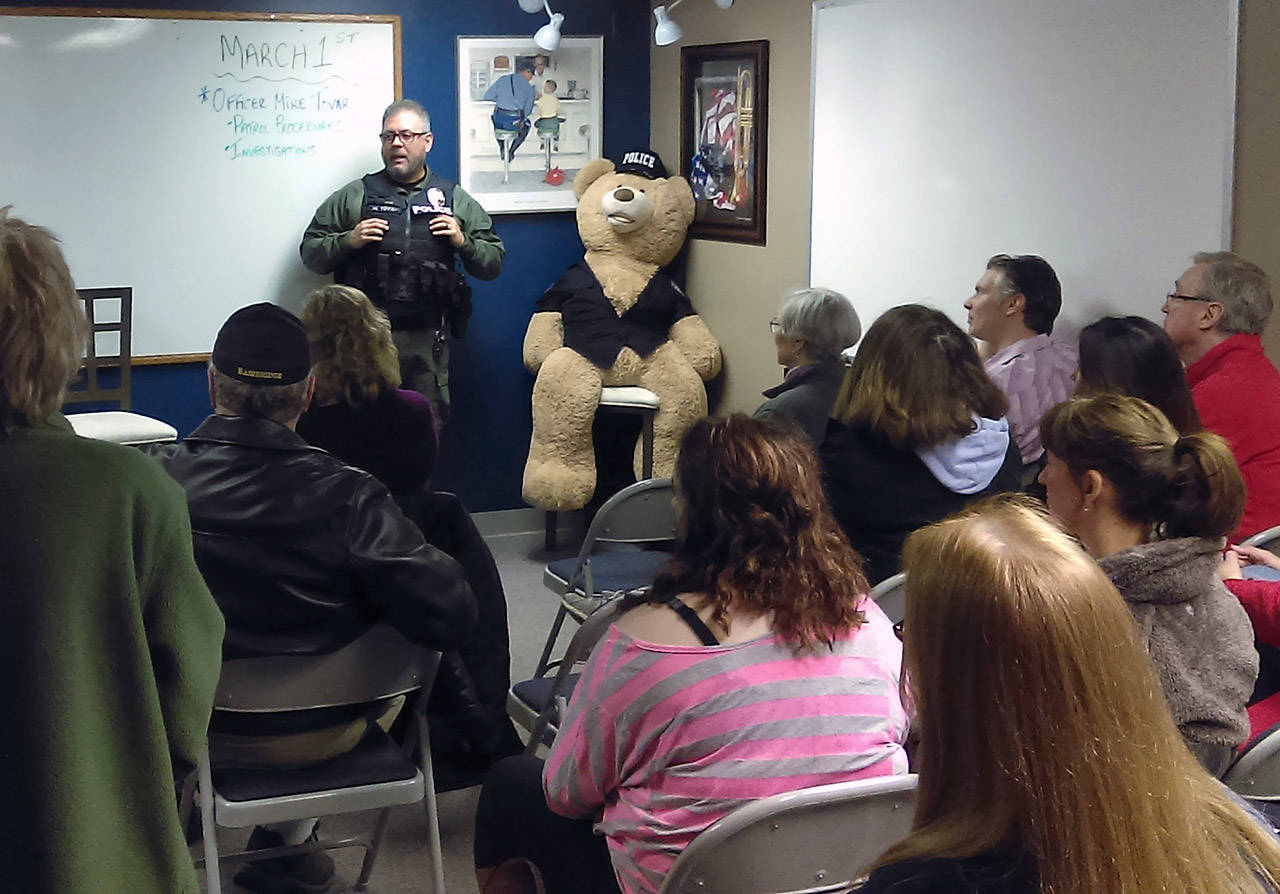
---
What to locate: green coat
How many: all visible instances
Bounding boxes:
[0,414,224,893]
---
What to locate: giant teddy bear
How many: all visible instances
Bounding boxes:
[522,150,721,511]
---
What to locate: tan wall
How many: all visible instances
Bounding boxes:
[1235,0,1280,360]
[651,0,1280,410]
[650,0,814,415]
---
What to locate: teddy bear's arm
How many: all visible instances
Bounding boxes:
[523,311,565,374]
[668,315,723,382]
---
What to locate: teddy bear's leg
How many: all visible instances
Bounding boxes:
[523,347,605,511]
[638,343,708,480]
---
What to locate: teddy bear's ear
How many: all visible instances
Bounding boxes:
[573,158,616,199]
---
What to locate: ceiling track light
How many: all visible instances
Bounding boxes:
[653,0,734,47]
[516,0,565,52]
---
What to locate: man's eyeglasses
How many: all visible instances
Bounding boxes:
[379,130,429,144]
[1165,292,1214,304]
[769,319,783,334]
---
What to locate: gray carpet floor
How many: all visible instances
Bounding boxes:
[196,526,582,893]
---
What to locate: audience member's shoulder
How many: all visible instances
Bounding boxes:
[857,852,1036,894]
[55,424,190,503]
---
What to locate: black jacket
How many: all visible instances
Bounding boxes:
[147,415,476,658]
[820,419,1022,584]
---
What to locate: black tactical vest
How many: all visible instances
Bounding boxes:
[336,170,465,331]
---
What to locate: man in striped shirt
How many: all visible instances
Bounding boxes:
[965,253,1078,478]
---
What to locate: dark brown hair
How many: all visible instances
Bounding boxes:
[644,415,868,650]
[1041,393,1243,539]
[1075,315,1201,434]
[831,304,1006,449]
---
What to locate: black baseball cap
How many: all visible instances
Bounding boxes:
[212,303,311,385]
[616,149,668,180]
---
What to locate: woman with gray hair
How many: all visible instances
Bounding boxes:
[754,287,862,443]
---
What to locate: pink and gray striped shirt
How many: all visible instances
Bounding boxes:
[542,598,908,893]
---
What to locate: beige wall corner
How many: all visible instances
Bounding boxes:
[651,0,816,416]
[1234,0,1280,361]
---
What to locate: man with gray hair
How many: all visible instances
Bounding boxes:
[301,98,504,430]
[1164,251,1280,539]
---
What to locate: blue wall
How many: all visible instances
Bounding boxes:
[27,0,652,511]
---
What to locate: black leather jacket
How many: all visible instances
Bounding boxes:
[147,415,476,658]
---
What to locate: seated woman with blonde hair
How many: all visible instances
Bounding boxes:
[299,283,521,775]
[297,283,436,493]
[1039,393,1256,773]
[856,495,1280,893]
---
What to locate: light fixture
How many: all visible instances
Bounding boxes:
[534,13,563,51]
[653,6,682,46]
[653,0,734,47]
[517,0,565,52]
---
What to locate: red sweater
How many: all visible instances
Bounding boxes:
[1187,334,1280,541]
[1226,578,1280,743]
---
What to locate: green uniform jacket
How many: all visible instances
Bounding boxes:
[299,165,505,281]
[0,414,224,893]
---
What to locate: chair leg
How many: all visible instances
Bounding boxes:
[419,712,446,894]
[354,807,392,890]
[534,603,570,678]
[198,750,223,894]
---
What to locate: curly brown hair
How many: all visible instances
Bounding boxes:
[301,285,400,406]
[643,414,868,650]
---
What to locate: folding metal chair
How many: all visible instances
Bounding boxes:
[1224,720,1280,828]
[1242,525,1280,552]
[534,477,676,677]
[869,572,906,625]
[190,625,444,893]
[660,774,918,893]
[507,598,624,755]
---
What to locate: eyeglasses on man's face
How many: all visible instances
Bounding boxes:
[379,130,429,145]
[1165,292,1214,304]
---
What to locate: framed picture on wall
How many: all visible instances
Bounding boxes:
[457,35,603,214]
[680,39,768,245]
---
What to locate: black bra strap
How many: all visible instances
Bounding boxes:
[664,596,720,646]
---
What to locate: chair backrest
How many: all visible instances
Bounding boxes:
[215,625,440,714]
[66,287,133,410]
[868,572,906,625]
[523,598,625,754]
[660,774,918,894]
[1242,525,1280,552]
[1224,721,1280,799]
[567,478,677,584]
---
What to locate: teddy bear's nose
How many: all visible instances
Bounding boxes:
[613,187,635,202]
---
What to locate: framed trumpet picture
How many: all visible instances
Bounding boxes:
[679,40,768,245]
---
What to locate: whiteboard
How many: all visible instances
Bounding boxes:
[0,10,399,359]
[809,0,1238,342]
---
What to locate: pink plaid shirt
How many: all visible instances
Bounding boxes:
[984,333,1077,464]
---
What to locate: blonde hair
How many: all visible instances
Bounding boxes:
[301,285,401,406]
[831,304,1006,449]
[1041,393,1243,539]
[877,494,1280,893]
[0,207,88,421]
